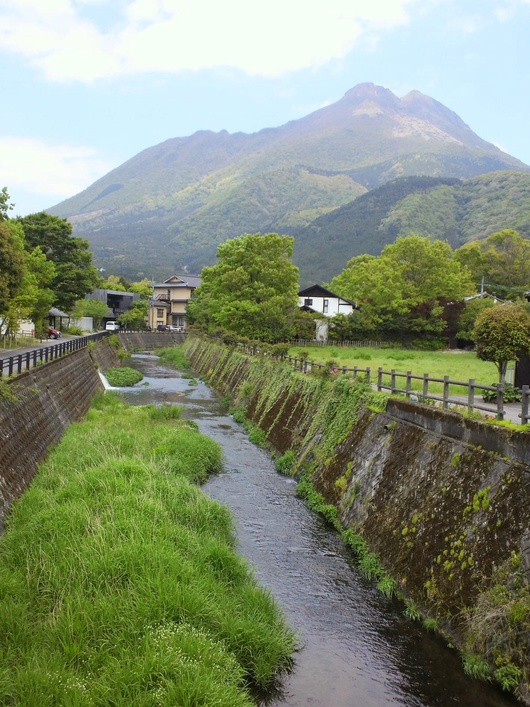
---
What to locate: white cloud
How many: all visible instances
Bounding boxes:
[0,136,114,208]
[0,0,418,82]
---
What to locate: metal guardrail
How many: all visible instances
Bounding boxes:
[284,356,530,425]
[0,331,110,379]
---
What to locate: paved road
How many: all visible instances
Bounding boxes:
[0,337,71,362]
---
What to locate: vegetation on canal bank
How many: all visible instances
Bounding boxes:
[157,346,192,370]
[184,335,530,702]
[0,392,296,706]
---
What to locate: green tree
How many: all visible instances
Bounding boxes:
[128,278,153,299]
[104,275,128,292]
[118,300,149,330]
[15,212,100,311]
[455,230,530,299]
[455,297,496,342]
[473,304,530,385]
[0,221,26,316]
[292,310,320,340]
[11,247,56,335]
[72,298,109,330]
[0,187,15,221]
[330,235,474,341]
[190,233,300,342]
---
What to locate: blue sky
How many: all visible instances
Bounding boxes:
[1,0,529,216]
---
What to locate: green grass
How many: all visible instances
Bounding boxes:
[290,345,499,395]
[158,346,191,370]
[0,393,296,705]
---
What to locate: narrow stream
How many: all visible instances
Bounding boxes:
[118,354,518,707]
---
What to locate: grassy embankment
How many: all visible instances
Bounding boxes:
[0,393,295,706]
[290,345,500,396]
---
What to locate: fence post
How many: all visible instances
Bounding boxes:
[390,369,396,393]
[423,373,429,401]
[366,367,371,385]
[342,365,347,375]
[521,385,529,425]
[468,379,475,414]
[496,384,504,420]
[377,367,383,391]
[405,371,412,397]
[353,365,357,380]
[443,375,450,409]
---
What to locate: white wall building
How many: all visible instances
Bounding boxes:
[298,285,356,317]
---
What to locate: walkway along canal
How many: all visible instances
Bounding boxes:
[118,353,519,707]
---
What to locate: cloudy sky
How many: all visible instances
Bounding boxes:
[1,0,529,216]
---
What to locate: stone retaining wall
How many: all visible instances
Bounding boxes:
[0,340,120,528]
[185,335,530,701]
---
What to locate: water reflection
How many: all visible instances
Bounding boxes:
[118,354,519,707]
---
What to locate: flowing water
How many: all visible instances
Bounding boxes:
[118,354,519,707]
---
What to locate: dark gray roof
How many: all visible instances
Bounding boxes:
[155,275,202,289]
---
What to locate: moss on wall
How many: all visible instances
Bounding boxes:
[0,340,120,528]
[185,335,530,702]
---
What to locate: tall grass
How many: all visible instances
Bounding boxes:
[290,345,499,395]
[0,393,295,706]
[158,346,191,370]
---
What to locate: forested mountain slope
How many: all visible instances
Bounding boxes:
[293,171,530,285]
[48,83,528,281]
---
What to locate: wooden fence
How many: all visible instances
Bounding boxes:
[284,355,530,425]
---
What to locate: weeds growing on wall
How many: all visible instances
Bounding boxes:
[297,467,398,598]
[299,375,387,467]
[462,553,528,695]
[0,393,296,705]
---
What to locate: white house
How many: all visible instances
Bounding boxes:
[298,285,356,317]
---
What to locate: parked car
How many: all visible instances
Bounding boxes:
[48,327,61,339]
[105,321,120,331]
[167,325,184,332]
[156,324,170,332]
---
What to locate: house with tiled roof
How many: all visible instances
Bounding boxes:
[148,275,201,331]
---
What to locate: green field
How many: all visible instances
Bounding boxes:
[289,345,503,396]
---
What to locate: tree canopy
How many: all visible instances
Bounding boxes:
[473,304,530,385]
[189,233,300,342]
[0,221,26,317]
[454,229,530,299]
[329,235,475,342]
[15,212,100,311]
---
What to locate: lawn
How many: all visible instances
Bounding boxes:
[289,345,504,396]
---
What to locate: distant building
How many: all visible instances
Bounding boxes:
[86,289,140,325]
[149,275,202,331]
[298,284,357,317]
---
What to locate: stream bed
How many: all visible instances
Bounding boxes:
[118,354,519,707]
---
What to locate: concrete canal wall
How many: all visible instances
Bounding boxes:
[184,335,530,702]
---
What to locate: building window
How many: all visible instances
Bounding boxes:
[157,308,164,318]
[304,298,313,306]
[323,299,329,313]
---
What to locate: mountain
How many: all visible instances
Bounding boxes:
[293,170,530,285]
[48,83,529,281]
